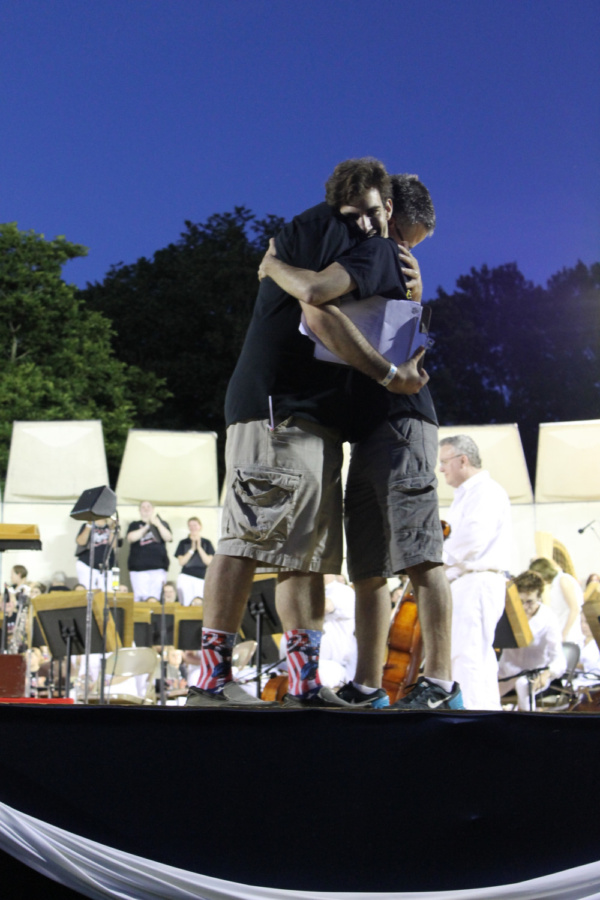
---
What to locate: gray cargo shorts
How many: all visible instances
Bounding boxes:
[345,416,443,582]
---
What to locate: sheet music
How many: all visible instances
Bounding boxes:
[299,295,428,366]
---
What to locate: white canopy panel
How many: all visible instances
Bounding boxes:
[4,421,108,502]
[116,429,219,506]
[535,420,600,503]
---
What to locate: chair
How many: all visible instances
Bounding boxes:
[232,640,257,670]
[537,642,581,711]
[88,647,160,705]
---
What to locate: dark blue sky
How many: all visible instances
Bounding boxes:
[3,1,598,300]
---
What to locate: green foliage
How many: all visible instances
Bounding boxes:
[425,260,600,478]
[82,208,286,440]
[0,223,168,479]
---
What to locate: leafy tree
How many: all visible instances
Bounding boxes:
[82,208,285,453]
[424,261,600,479]
[0,223,167,480]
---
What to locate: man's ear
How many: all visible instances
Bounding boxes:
[385,198,393,220]
[388,215,402,243]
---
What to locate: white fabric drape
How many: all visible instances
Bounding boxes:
[2,800,600,900]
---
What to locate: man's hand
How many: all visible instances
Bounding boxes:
[398,243,423,304]
[258,238,277,281]
[387,346,429,395]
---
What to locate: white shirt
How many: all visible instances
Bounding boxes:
[549,570,584,646]
[443,470,512,582]
[498,603,567,681]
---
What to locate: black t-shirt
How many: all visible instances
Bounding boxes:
[75,523,116,569]
[175,537,215,580]
[127,520,171,571]
[333,234,437,439]
[225,202,358,434]
[225,201,436,440]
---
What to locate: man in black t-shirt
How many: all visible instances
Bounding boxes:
[186,158,428,710]
[261,174,462,712]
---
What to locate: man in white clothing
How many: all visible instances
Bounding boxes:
[498,570,566,710]
[439,435,512,710]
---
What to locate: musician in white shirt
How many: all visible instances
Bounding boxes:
[440,435,512,709]
[498,570,566,710]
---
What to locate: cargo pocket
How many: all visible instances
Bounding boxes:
[227,466,301,547]
[390,472,438,540]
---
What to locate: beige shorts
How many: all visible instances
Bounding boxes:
[217,418,344,573]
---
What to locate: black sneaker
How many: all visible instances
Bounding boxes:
[390,677,464,710]
[337,683,390,708]
[185,682,279,708]
[282,686,352,708]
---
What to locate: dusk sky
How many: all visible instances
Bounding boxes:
[3,1,599,301]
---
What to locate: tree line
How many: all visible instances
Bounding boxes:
[1,216,598,485]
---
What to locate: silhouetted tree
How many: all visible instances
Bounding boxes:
[425,261,600,479]
[82,209,285,444]
[0,223,167,480]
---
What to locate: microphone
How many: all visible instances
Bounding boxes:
[578,520,597,534]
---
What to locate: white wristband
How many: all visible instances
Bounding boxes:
[378,363,398,387]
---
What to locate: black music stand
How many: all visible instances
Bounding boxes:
[241,577,282,697]
[32,592,122,700]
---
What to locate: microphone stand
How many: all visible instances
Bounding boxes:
[99,520,120,705]
[159,588,167,707]
[83,523,97,704]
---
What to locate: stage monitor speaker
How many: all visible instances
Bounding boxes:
[70,485,117,521]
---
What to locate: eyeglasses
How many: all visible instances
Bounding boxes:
[439,455,463,466]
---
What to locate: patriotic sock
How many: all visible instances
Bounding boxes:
[285,629,323,697]
[196,628,236,692]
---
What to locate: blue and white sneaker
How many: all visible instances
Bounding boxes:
[390,677,464,710]
[337,683,390,709]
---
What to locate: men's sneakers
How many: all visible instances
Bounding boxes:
[390,677,464,711]
[337,683,390,709]
[282,686,352,708]
[185,682,279,708]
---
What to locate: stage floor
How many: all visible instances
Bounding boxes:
[0,704,599,897]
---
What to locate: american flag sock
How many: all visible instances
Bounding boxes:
[196,628,236,692]
[285,629,322,697]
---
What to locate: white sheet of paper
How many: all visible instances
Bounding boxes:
[299,296,427,366]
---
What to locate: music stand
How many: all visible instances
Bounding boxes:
[241,576,282,697]
[32,592,122,699]
[174,607,204,650]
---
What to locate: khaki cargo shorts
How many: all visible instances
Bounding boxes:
[217,418,344,573]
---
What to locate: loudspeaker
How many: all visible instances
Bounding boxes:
[70,485,117,521]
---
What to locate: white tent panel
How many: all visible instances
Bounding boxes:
[4,421,108,502]
[535,420,600,502]
[116,430,219,506]
[532,501,600,582]
[436,424,533,505]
